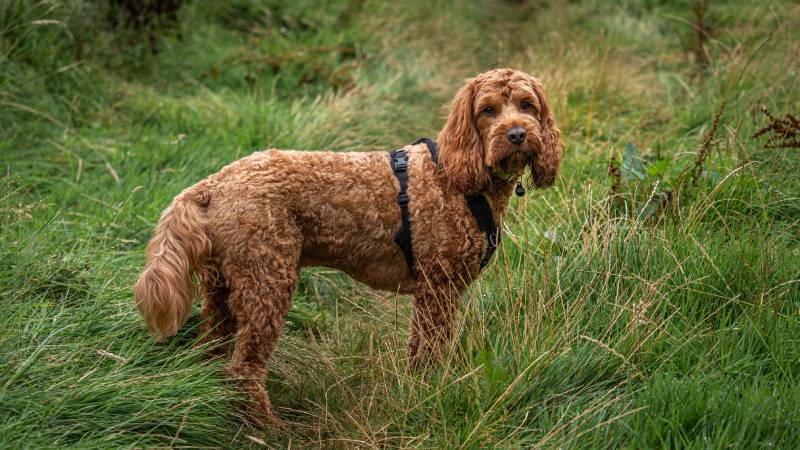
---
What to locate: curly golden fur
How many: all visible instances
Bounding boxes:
[134,68,561,424]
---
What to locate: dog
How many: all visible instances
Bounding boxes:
[134,68,561,424]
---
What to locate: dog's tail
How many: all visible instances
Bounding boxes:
[134,186,211,340]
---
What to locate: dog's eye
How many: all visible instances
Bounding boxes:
[482,106,495,115]
[521,101,533,111]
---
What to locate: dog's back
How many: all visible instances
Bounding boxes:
[202,148,421,292]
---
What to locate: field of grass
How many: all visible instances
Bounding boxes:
[2,0,799,447]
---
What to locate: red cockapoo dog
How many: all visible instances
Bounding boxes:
[135,68,561,424]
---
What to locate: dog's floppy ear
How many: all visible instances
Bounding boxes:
[438,77,489,194]
[529,77,562,189]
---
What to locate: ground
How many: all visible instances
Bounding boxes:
[1,0,799,448]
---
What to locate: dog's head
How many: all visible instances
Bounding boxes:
[438,68,561,193]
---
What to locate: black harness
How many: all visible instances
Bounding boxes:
[389,138,500,277]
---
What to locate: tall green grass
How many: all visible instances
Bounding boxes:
[2,0,798,447]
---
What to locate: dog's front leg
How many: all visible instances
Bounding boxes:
[407,283,462,368]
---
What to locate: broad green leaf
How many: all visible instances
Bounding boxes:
[647,158,671,178]
[622,143,647,184]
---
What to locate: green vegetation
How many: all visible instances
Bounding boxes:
[2,0,799,447]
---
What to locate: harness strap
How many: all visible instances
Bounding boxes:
[414,137,439,162]
[389,149,415,275]
[389,138,500,276]
[465,195,499,269]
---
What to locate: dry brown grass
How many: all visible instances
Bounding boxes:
[753,105,800,149]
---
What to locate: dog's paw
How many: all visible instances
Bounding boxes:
[252,407,287,431]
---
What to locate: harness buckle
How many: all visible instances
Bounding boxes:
[397,192,410,205]
[393,155,408,172]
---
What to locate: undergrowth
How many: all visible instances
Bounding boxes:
[1,0,799,448]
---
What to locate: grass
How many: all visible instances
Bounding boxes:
[2,0,799,447]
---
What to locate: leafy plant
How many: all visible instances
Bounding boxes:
[608,142,674,221]
[606,102,727,221]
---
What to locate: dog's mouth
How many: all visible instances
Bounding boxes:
[499,150,525,164]
[488,130,537,176]
[495,151,528,175]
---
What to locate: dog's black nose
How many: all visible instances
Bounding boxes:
[506,127,526,145]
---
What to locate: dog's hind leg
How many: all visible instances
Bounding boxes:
[198,261,235,356]
[223,226,301,426]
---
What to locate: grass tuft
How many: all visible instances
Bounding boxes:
[2,0,799,447]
